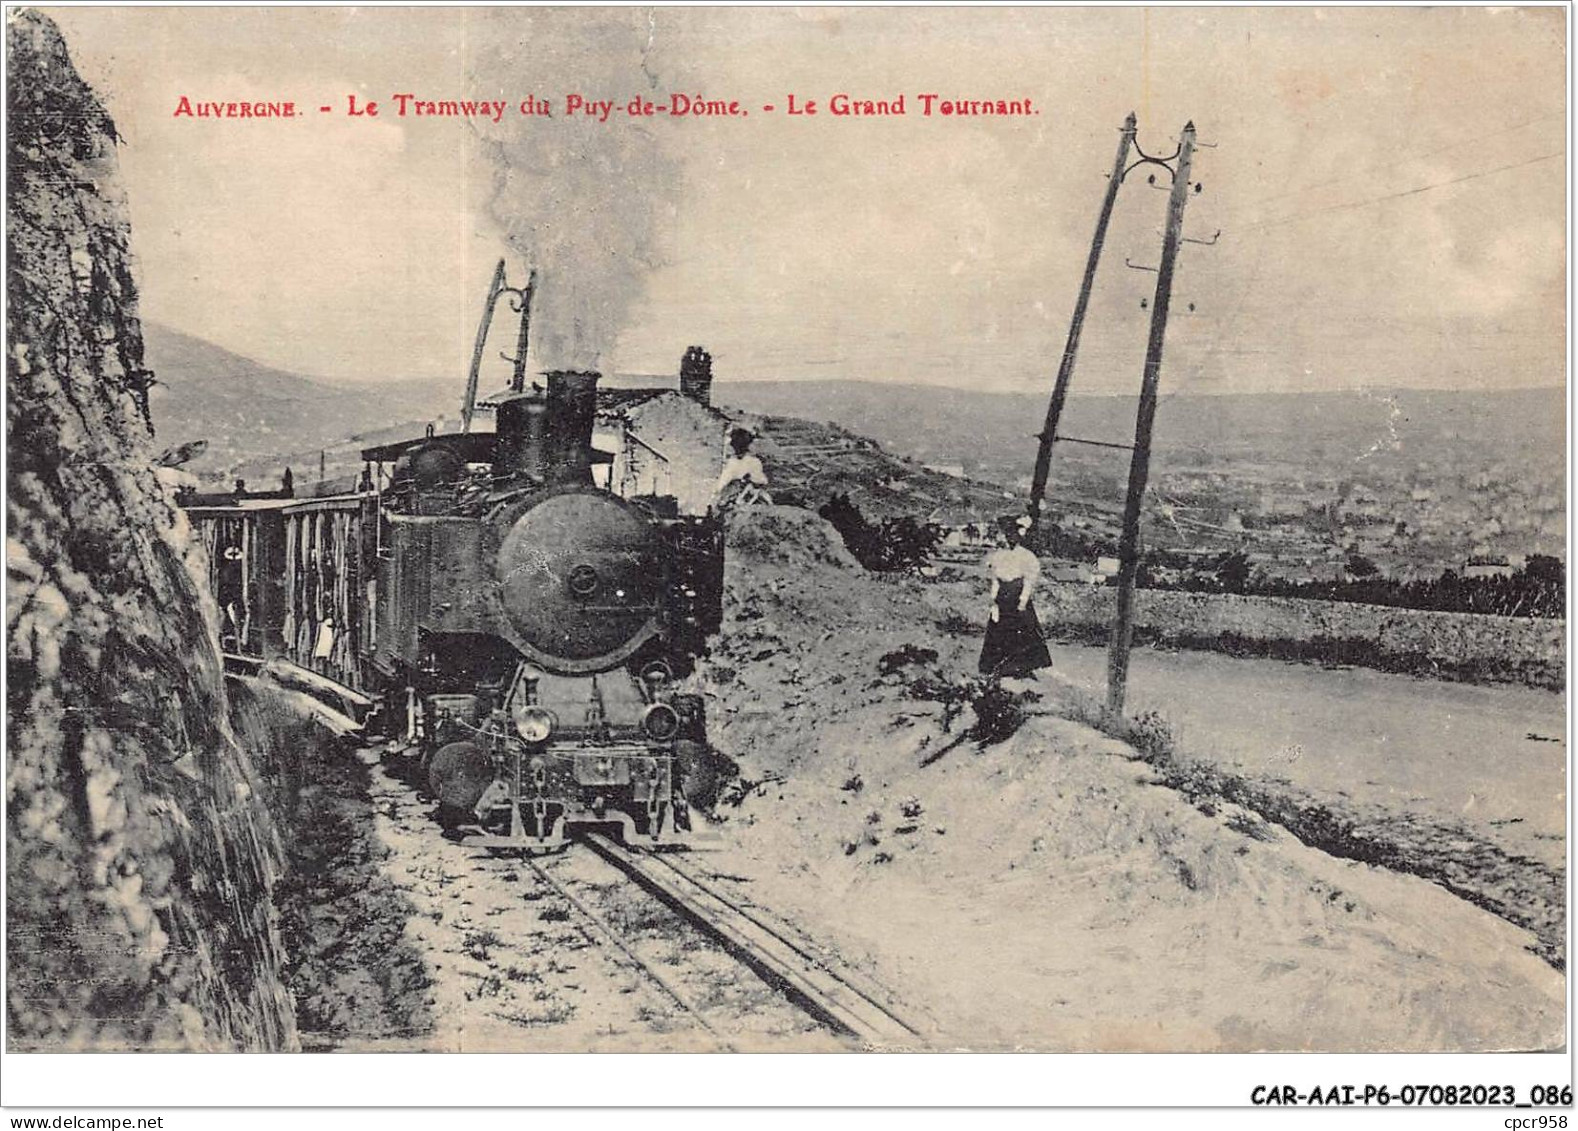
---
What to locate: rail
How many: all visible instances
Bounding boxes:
[583,833,923,1048]
[518,853,737,1051]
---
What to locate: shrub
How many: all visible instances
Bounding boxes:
[462,929,504,962]
[817,493,941,573]
[876,515,943,573]
[968,680,1037,747]
[818,493,882,566]
[935,610,983,638]
[878,644,939,677]
[1123,710,1178,762]
[1141,552,1566,619]
[904,669,1041,758]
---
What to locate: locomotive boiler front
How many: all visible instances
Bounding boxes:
[185,281,727,852]
[488,369,669,675]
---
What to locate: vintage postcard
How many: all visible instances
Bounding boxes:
[4,0,1568,1098]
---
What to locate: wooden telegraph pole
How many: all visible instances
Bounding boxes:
[1106,121,1197,718]
[1028,113,1138,521]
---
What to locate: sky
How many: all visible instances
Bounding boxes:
[46,6,1567,396]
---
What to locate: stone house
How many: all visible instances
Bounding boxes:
[591,347,735,516]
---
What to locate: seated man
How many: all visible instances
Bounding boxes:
[712,427,771,511]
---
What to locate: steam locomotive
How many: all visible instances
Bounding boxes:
[183,365,725,850]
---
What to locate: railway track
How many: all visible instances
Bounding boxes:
[580,834,924,1049]
[372,741,922,1048]
[515,850,743,1052]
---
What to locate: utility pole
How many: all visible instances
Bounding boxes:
[1106,121,1197,719]
[1028,112,1138,522]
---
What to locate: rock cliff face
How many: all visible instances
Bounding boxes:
[6,10,297,1050]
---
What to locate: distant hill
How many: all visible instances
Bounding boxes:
[738,413,1014,524]
[143,326,1563,559]
[140,325,1016,521]
[142,323,457,480]
[712,379,1566,489]
[206,384,1014,525]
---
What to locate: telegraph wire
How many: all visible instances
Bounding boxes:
[1183,147,1562,395]
[1244,109,1562,212]
[1236,150,1562,234]
[1155,144,1558,401]
[1034,123,1558,459]
[1175,145,1562,388]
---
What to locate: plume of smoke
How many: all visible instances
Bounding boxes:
[470,10,679,372]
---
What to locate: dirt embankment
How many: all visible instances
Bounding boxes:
[6,12,295,1050]
[944,583,1569,972]
[1091,726,1568,972]
[228,682,433,1047]
[693,506,1565,1051]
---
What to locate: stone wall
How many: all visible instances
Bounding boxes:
[1039,583,1564,689]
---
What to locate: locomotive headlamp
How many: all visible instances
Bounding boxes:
[641,702,681,742]
[640,659,673,687]
[513,704,556,744]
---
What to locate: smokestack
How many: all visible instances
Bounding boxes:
[545,370,600,485]
[680,346,713,406]
[493,389,549,482]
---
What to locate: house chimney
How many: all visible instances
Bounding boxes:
[680,346,713,406]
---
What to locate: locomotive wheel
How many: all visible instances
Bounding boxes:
[428,740,493,817]
[677,739,720,808]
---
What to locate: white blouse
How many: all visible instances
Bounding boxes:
[715,454,768,495]
[988,545,1041,586]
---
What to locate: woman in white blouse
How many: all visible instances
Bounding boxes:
[979,514,1053,680]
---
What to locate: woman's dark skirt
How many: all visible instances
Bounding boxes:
[979,578,1053,679]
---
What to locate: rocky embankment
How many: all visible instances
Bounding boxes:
[6,11,297,1050]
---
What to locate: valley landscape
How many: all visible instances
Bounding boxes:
[148,325,1566,589]
[138,321,1570,988]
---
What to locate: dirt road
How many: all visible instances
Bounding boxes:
[1040,639,1566,871]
